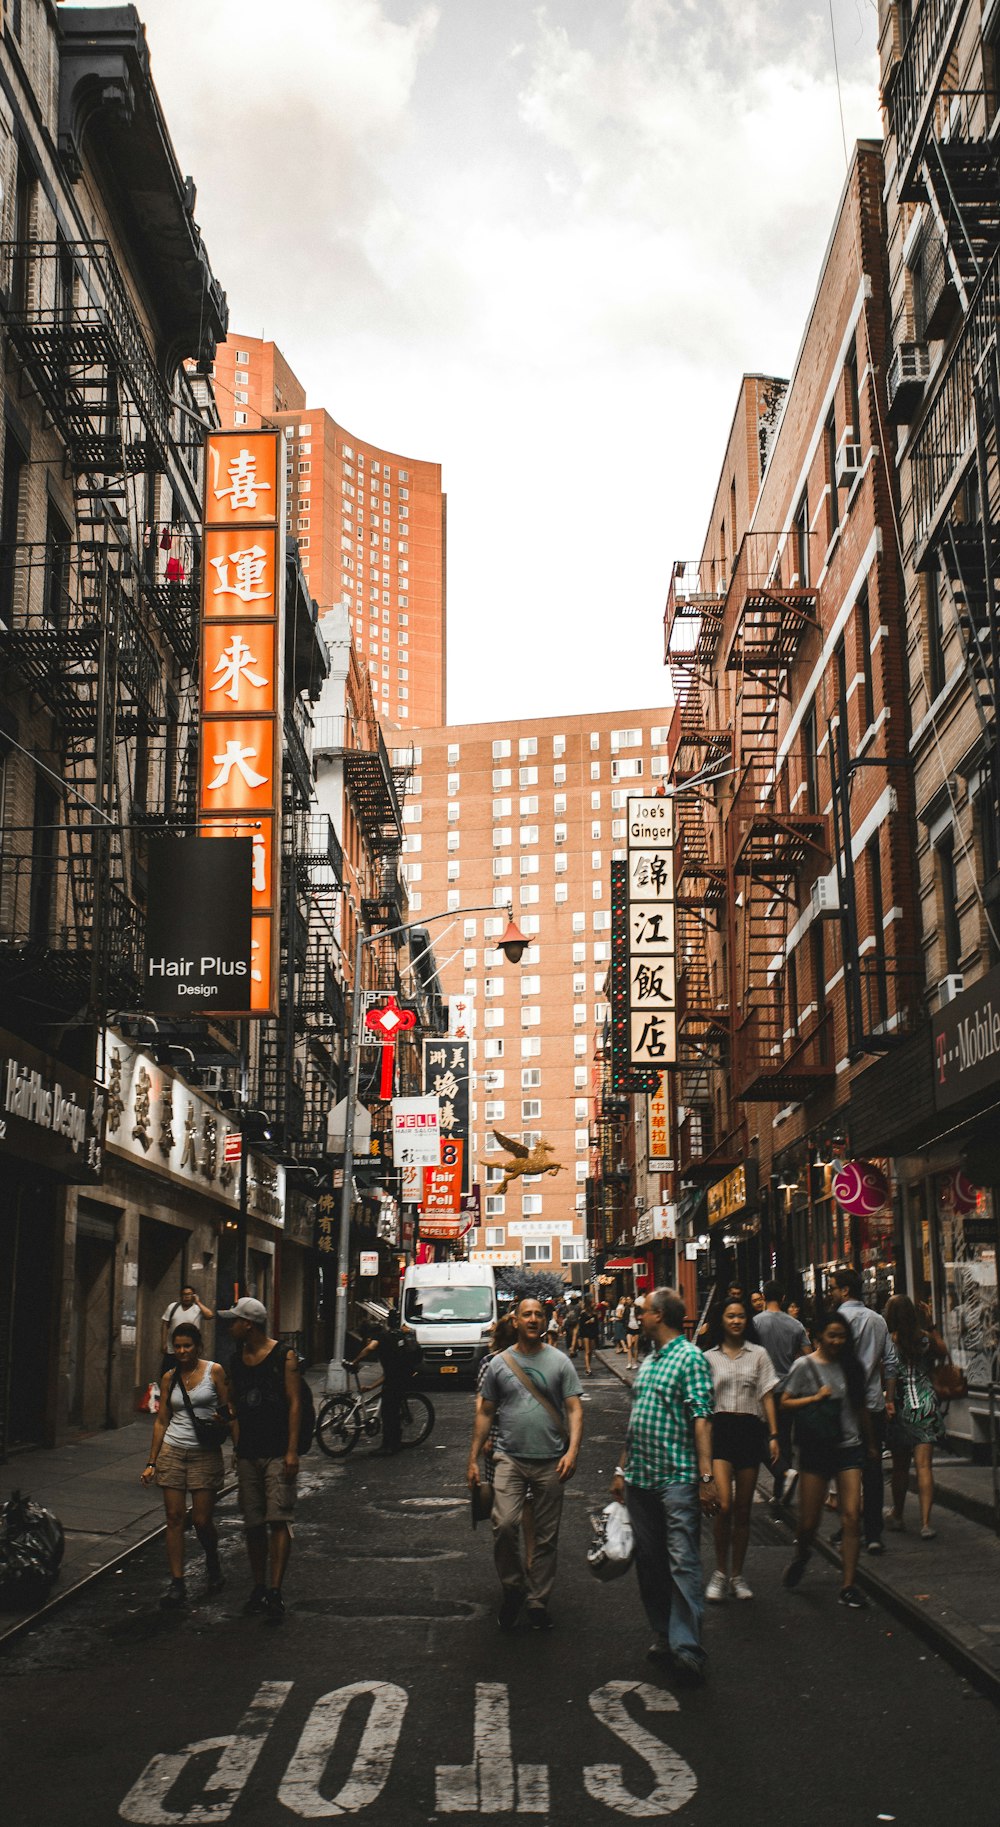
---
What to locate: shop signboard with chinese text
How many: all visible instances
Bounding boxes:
[647,1073,673,1170]
[102,1029,284,1224]
[423,1039,470,1191]
[708,1165,747,1228]
[199,429,285,1017]
[391,1096,440,1167]
[626,797,677,1070]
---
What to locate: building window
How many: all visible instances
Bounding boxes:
[825,409,840,538]
[448,744,460,764]
[561,1240,588,1263]
[574,1067,587,1088]
[493,739,511,758]
[519,737,538,757]
[522,1099,542,1120]
[521,1037,541,1058]
[554,765,567,785]
[519,884,540,905]
[553,735,566,757]
[523,1241,551,1262]
[926,560,947,700]
[485,1219,505,1237]
[937,829,962,975]
[855,583,875,730]
[447,860,460,881]
[555,884,568,902]
[493,769,512,789]
[522,1068,542,1088]
[519,766,538,786]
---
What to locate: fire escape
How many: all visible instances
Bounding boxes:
[887,22,1000,877]
[723,532,830,1102]
[0,239,204,1043]
[663,560,736,1175]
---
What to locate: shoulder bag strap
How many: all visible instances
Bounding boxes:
[501,1350,569,1444]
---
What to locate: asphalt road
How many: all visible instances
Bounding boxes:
[1,1359,998,1827]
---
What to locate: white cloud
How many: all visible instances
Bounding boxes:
[91,0,880,722]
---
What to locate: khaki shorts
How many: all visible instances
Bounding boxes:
[155,1442,225,1494]
[237,1456,297,1530]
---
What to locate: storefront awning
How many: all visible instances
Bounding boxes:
[604,1257,639,1270]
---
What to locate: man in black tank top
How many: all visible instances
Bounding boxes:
[219,1297,302,1624]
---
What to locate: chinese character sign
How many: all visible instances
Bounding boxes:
[647,1073,673,1171]
[199,430,285,1017]
[423,1038,470,1192]
[391,1096,441,1167]
[626,796,677,1069]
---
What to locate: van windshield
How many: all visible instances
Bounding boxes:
[404,1285,493,1324]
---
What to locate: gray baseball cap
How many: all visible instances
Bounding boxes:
[216,1296,268,1326]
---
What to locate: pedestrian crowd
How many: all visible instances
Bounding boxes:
[467,1271,957,1687]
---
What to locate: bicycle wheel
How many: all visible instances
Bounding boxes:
[316,1396,361,1457]
[398,1391,435,1447]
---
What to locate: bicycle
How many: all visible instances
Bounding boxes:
[316,1361,435,1458]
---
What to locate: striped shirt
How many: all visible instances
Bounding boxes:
[704,1342,777,1420]
[625,1335,715,1488]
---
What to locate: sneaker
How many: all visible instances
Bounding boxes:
[241,1584,268,1616]
[730,1575,753,1601]
[884,1511,905,1532]
[497,1589,524,1631]
[527,1605,554,1631]
[671,1655,707,1688]
[920,1524,937,1540]
[838,1585,869,1610]
[782,1549,810,1590]
[866,1540,885,1556]
[781,1471,799,1507]
[705,1570,728,1602]
[159,1578,186,1611]
[205,1557,226,1594]
[264,1587,285,1624]
[646,1633,671,1663]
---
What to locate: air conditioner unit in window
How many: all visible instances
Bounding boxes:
[835,431,863,490]
[938,973,964,1006]
[886,341,930,425]
[810,876,840,918]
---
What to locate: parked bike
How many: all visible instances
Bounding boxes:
[316,1362,435,1458]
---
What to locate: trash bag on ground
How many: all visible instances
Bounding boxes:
[0,1489,66,1612]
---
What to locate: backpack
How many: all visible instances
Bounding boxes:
[231,1345,315,1455]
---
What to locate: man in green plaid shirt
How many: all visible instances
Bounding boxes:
[611,1287,718,1684]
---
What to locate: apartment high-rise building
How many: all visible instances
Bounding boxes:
[215,335,447,727]
[404,711,671,1281]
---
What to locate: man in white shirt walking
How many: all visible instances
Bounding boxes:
[831,1269,897,1554]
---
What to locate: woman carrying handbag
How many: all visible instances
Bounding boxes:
[884,1295,947,1539]
[780,1312,872,1610]
[141,1323,232,1609]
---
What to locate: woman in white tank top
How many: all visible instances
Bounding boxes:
[141,1323,232,1610]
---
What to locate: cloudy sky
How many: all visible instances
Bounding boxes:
[90,0,881,723]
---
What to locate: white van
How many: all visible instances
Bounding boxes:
[401,1261,497,1382]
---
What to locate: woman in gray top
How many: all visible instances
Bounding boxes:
[780,1313,872,1611]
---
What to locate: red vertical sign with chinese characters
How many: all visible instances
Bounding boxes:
[199,431,285,1016]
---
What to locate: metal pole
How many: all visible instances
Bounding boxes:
[332,918,365,1365]
[237,1020,249,1300]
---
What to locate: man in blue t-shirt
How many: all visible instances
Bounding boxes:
[468,1297,583,1630]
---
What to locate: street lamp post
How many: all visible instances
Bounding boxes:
[331,904,527,1364]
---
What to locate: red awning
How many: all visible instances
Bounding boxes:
[603,1257,638,1270]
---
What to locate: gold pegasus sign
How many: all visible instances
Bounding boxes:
[488,1129,567,1194]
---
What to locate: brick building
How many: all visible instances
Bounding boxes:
[664,143,922,1311]
[215,334,447,728]
[404,711,672,1282]
[863,0,1000,1438]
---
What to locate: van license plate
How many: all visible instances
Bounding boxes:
[440,1365,458,1374]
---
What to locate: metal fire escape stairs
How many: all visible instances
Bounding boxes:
[913,105,1000,874]
[724,540,828,1102]
[0,241,179,1014]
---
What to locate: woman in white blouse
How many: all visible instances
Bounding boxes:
[704,1300,779,1601]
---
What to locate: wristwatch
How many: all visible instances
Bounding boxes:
[700,1473,714,1485]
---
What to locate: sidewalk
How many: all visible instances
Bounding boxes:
[597,1347,1000,1703]
[0,1368,331,1648]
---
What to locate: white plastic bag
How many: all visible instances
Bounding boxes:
[587,1500,635,1581]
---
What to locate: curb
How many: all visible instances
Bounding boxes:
[0,1479,241,1655]
[597,1349,1000,1707]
